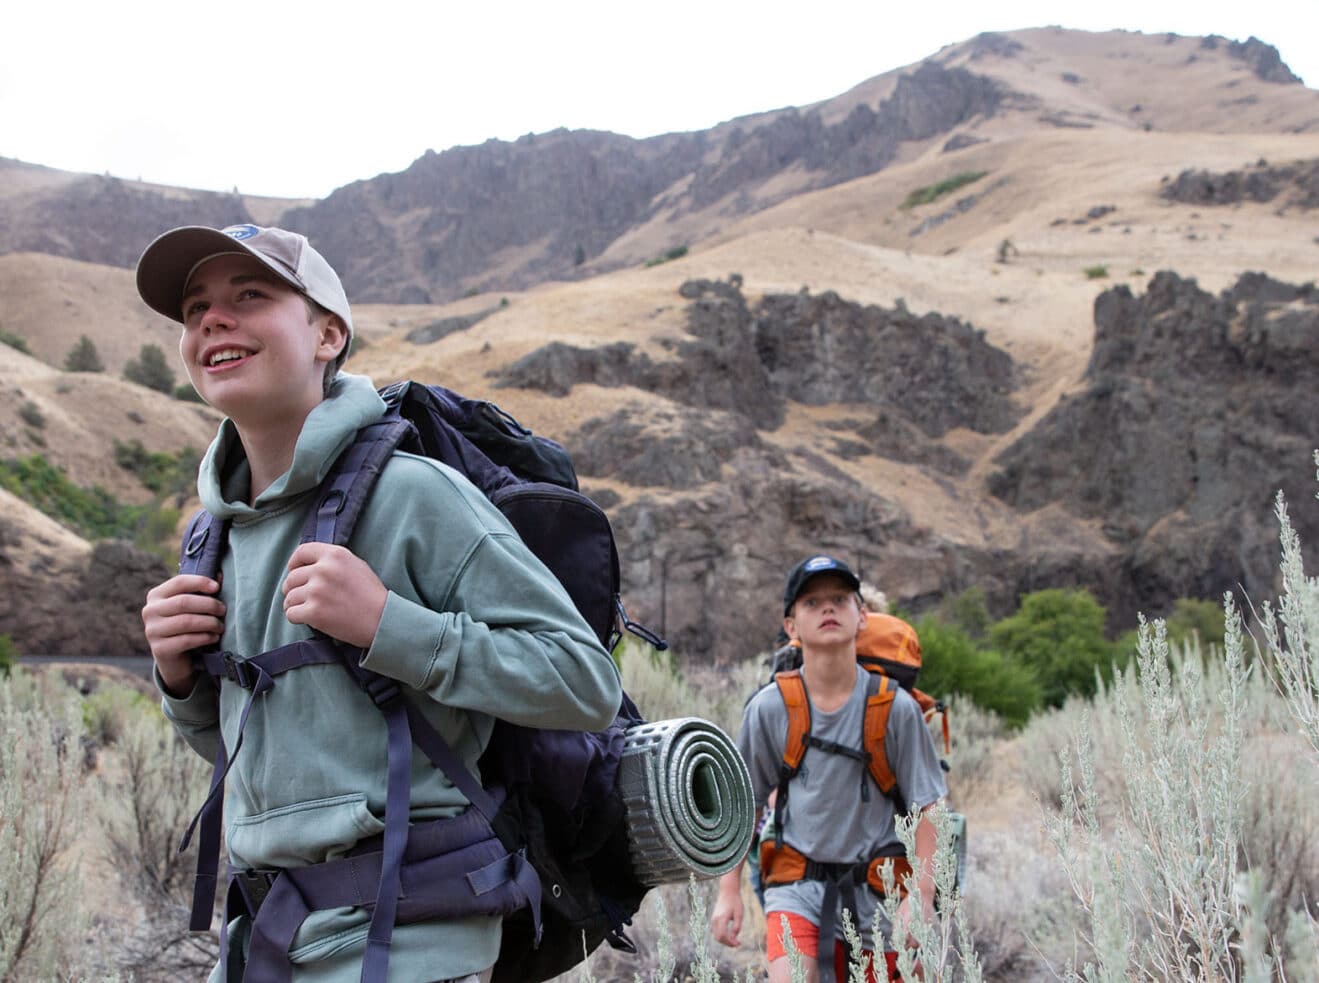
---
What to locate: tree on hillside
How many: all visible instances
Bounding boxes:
[64,335,105,373]
[990,588,1118,708]
[122,344,175,394]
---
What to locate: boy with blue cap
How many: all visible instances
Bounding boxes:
[711,555,947,983]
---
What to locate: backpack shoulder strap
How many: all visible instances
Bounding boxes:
[178,508,229,580]
[768,669,811,847]
[300,416,415,547]
[863,671,899,799]
[774,669,811,774]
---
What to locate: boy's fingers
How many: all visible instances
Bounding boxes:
[150,574,220,599]
[287,541,339,571]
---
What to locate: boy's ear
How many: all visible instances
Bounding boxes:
[855,606,868,636]
[316,314,349,364]
[783,614,796,639]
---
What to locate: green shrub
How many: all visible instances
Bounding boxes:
[1118,596,1227,659]
[0,634,15,676]
[114,440,198,498]
[934,586,993,641]
[913,616,1042,728]
[0,328,30,354]
[64,335,104,373]
[989,588,1118,708]
[1165,596,1227,650]
[900,170,987,209]
[19,401,45,429]
[0,453,155,541]
[122,344,176,394]
[1084,264,1109,279]
[644,244,690,268]
[174,382,205,403]
[82,683,153,746]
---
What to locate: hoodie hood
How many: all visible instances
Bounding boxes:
[197,373,386,519]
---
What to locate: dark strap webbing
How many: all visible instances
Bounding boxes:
[239,802,541,983]
[813,861,867,983]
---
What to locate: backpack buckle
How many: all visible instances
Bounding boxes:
[233,868,281,916]
[363,673,401,707]
[222,653,258,689]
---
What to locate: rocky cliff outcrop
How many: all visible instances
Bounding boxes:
[498,278,1019,443]
[989,271,1319,617]
[0,163,252,268]
[0,507,167,657]
[1202,35,1303,84]
[1161,158,1319,208]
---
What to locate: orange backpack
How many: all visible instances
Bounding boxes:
[760,612,951,894]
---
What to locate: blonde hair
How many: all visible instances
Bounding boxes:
[858,581,888,614]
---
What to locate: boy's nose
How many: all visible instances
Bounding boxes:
[199,305,232,333]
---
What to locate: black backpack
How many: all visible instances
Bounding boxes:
[178,380,666,983]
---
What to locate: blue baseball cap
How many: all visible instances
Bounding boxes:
[783,555,861,615]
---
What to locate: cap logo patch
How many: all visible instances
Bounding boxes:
[224,224,260,241]
[805,556,836,571]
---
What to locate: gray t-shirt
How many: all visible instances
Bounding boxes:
[738,664,948,948]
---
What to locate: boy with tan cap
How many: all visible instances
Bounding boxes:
[711,555,947,983]
[137,224,622,983]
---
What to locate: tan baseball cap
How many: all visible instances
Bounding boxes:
[135,224,353,365]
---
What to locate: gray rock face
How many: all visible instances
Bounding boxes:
[496,278,1019,441]
[0,531,167,658]
[1201,35,1303,84]
[989,271,1319,620]
[0,166,252,269]
[1161,159,1319,208]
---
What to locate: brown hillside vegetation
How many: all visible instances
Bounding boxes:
[1,26,1317,662]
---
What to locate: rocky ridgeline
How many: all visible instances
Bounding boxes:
[1161,158,1319,209]
[990,271,1319,619]
[0,163,253,268]
[1202,34,1303,85]
[281,62,1004,303]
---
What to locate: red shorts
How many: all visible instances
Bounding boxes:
[765,911,900,982]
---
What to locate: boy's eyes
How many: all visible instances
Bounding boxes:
[183,288,266,320]
[802,593,850,609]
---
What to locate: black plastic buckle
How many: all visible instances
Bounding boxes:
[222,653,257,689]
[233,868,280,916]
[363,673,401,708]
[614,597,668,651]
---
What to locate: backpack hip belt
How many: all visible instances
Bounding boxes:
[759,839,911,898]
[759,839,910,983]
[227,803,537,983]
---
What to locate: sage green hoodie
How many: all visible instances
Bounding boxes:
[160,373,622,982]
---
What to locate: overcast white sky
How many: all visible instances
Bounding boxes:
[3,1,1315,200]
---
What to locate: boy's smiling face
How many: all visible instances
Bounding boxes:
[179,253,346,421]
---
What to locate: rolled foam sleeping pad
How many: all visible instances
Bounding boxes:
[618,716,755,886]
